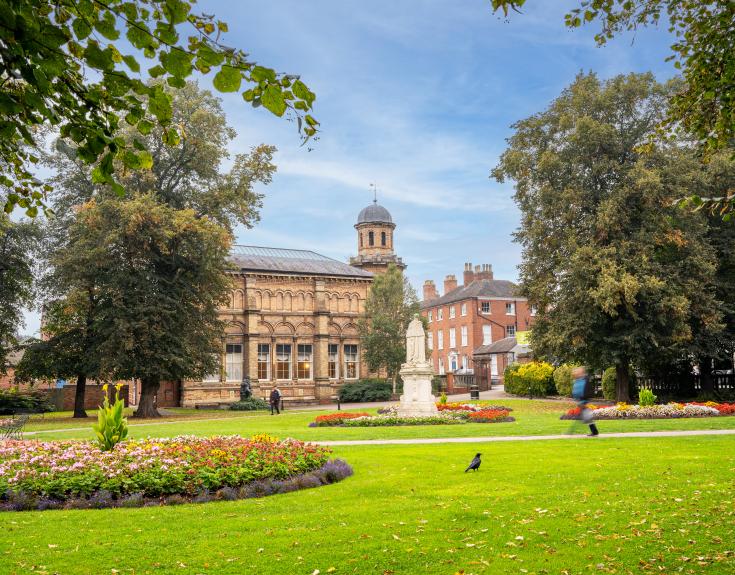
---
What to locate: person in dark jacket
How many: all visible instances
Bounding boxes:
[269,386,282,415]
[572,366,599,436]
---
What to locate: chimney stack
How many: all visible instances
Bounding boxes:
[444,274,458,295]
[463,262,474,286]
[475,263,494,281]
[423,280,438,301]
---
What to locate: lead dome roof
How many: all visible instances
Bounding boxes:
[357,201,393,225]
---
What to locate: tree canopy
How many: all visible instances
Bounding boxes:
[1,0,316,216]
[493,72,729,401]
[66,195,233,417]
[358,264,419,392]
[491,1,735,213]
[0,212,39,370]
[34,81,273,417]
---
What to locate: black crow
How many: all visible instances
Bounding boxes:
[465,453,481,472]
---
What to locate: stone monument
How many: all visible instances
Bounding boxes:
[397,315,438,417]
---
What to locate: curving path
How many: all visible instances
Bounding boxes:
[316,428,735,446]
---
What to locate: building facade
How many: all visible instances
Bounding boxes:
[420,263,535,385]
[179,201,403,407]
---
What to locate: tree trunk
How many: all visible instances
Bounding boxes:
[72,373,88,418]
[615,361,631,403]
[392,373,397,395]
[134,375,161,418]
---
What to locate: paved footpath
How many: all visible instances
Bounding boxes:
[316,428,735,446]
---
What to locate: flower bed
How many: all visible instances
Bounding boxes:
[309,412,370,427]
[560,402,735,420]
[0,435,352,511]
[467,409,515,423]
[310,405,516,427]
[342,413,465,427]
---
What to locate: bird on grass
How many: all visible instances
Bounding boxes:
[465,453,481,472]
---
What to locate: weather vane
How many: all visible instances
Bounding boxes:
[369,182,378,203]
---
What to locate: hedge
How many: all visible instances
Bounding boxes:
[0,389,55,415]
[338,379,392,402]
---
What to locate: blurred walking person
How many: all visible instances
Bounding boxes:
[572,366,599,436]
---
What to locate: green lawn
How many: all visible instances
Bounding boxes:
[24,399,735,442]
[1,436,733,574]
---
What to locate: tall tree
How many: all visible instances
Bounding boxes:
[492,72,724,401]
[66,195,232,418]
[358,264,419,393]
[491,1,734,156]
[37,82,274,416]
[1,0,316,216]
[0,212,39,370]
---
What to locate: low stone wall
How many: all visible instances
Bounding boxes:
[46,384,129,412]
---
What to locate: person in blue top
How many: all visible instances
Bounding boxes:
[572,366,599,436]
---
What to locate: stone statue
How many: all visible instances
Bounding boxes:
[405,316,427,365]
[397,315,437,417]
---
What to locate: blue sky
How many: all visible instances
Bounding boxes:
[22,0,676,335]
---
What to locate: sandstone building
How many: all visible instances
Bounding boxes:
[176,201,403,408]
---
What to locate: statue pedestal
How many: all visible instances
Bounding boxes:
[397,362,438,417]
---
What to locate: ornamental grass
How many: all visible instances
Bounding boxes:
[0,435,335,505]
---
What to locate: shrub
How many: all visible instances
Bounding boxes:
[338,379,392,402]
[439,392,448,404]
[553,364,578,397]
[504,362,555,397]
[92,384,128,451]
[602,367,639,401]
[638,388,657,407]
[229,397,269,411]
[0,389,55,415]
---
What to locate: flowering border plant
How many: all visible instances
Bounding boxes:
[309,412,371,427]
[0,435,350,510]
[561,401,734,420]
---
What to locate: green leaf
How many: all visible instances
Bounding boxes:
[251,65,276,84]
[94,10,120,40]
[138,150,153,169]
[160,48,193,78]
[137,119,154,135]
[163,128,180,146]
[163,0,190,24]
[213,66,242,92]
[261,85,287,117]
[123,55,140,73]
[72,17,92,40]
[292,80,315,105]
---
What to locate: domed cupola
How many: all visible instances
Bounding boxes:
[357,201,393,225]
[350,198,405,274]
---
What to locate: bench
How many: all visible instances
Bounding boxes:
[0,413,30,440]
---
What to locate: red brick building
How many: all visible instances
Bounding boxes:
[420,263,535,388]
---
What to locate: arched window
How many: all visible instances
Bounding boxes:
[360,233,363,248]
[381,231,386,246]
[368,231,374,246]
